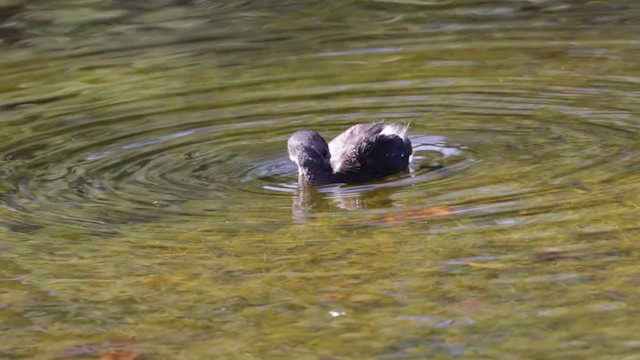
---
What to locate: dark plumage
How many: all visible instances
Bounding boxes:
[288,122,412,185]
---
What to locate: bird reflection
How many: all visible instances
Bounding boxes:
[292,183,400,222]
[292,183,458,224]
[292,186,328,222]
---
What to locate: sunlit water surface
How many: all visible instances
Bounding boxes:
[1,0,639,358]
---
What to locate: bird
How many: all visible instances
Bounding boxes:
[287,122,412,185]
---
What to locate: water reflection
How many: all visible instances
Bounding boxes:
[292,186,329,222]
[1,0,639,358]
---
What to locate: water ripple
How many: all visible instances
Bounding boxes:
[0,0,637,235]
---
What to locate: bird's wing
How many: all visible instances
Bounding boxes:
[329,123,412,182]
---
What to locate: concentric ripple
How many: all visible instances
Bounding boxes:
[0,0,638,233]
[2,76,637,232]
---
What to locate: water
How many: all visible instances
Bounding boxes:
[1,0,639,358]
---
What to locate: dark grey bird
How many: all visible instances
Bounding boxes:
[287,122,412,185]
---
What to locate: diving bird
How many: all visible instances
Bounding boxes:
[288,122,412,185]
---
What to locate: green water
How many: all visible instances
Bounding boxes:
[1,0,640,358]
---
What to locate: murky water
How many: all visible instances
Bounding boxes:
[1,0,639,358]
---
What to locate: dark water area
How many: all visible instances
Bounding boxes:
[1,0,639,358]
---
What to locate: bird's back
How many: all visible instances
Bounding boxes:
[328,122,412,182]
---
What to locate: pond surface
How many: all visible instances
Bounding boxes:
[1,0,640,358]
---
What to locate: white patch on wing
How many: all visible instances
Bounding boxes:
[329,144,356,173]
[328,127,357,172]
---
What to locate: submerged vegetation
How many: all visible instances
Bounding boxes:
[1,0,639,358]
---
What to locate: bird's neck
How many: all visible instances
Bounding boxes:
[298,166,334,186]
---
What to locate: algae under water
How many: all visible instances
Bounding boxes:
[1,0,640,358]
